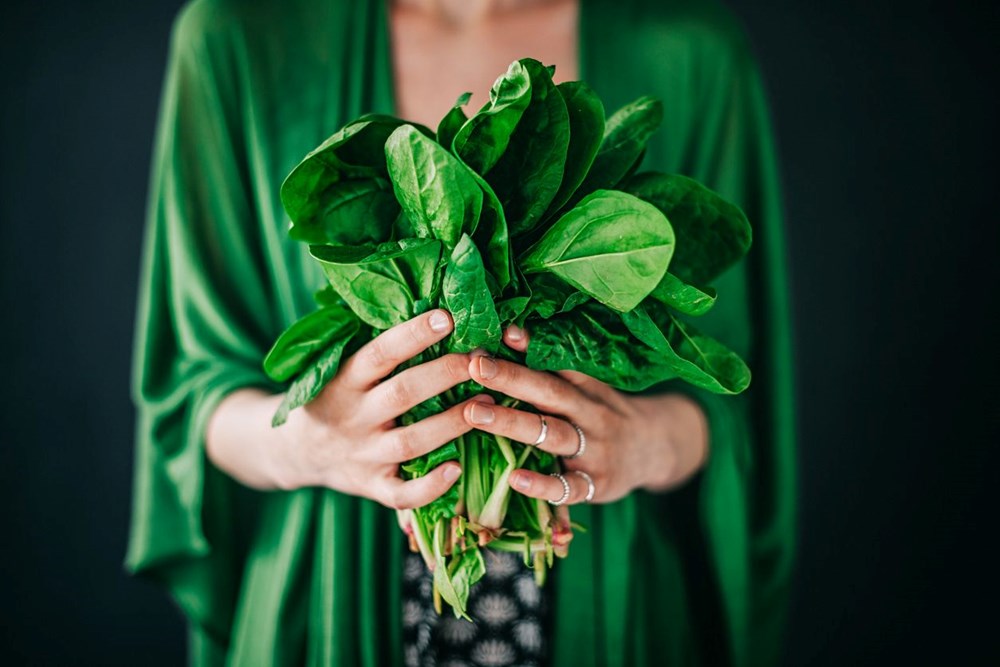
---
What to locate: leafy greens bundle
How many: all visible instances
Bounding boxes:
[263,58,752,619]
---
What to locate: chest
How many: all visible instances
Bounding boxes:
[387,1,580,129]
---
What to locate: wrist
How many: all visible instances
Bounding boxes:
[271,398,323,491]
[636,392,708,493]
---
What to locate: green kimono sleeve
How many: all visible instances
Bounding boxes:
[125,5,281,655]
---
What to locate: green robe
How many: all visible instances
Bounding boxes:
[126,0,796,664]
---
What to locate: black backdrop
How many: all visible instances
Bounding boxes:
[1,1,996,664]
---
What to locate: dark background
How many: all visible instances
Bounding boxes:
[1,0,996,664]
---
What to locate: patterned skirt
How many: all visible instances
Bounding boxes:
[402,549,552,667]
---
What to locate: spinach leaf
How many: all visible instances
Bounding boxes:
[437,91,472,152]
[288,178,399,245]
[281,114,433,232]
[401,441,460,477]
[496,295,531,324]
[453,61,532,175]
[446,546,487,620]
[483,58,570,238]
[623,172,752,285]
[263,303,355,382]
[468,170,512,291]
[525,273,589,319]
[520,190,674,311]
[649,272,717,316]
[442,234,502,353]
[527,300,749,394]
[569,96,663,205]
[542,81,605,219]
[386,124,484,249]
[525,302,671,391]
[271,315,362,427]
[313,285,343,307]
[621,304,751,394]
[310,239,443,330]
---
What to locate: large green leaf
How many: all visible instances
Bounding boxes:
[263,303,355,382]
[520,190,674,311]
[526,301,749,394]
[525,302,671,391]
[385,124,484,249]
[288,178,399,245]
[271,315,363,427]
[483,59,570,238]
[452,61,532,175]
[310,238,443,330]
[621,304,751,394]
[542,81,605,219]
[442,234,502,353]
[569,96,663,205]
[280,114,433,229]
[623,172,752,285]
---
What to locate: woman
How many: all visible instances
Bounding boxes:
[126,0,796,665]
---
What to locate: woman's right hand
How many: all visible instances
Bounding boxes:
[273,308,490,509]
[207,309,488,505]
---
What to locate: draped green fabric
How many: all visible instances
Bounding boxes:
[126,0,796,665]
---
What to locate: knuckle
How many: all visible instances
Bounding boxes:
[443,354,470,382]
[503,361,520,385]
[363,340,388,369]
[385,379,411,409]
[590,405,615,433]
[388,429,415,463]
[408,319,429,346]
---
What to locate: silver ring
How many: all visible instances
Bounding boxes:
[548,473,571,506]
[531,414,548,446]
[573,471,596,503]
[565,423,587,459]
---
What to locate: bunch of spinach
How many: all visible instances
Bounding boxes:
[262,58,752,619]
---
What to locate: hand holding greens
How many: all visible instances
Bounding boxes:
[262,58,752,619]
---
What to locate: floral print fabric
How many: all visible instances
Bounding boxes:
[402,549,551,667]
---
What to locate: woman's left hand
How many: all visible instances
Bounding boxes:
[463,325,710,505]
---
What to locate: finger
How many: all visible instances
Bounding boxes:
[556,370,621,406]
[376,396,494,464]
[503,324,530,353]
[463,403,582,458]
[341,310,454,388]
[380,462,462,510]
[469,355,585,415]
[508,469,591,505]
[365,353,472,422]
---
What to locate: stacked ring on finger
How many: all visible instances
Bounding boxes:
[547,470,596,505]
[549,473,571,506]
[573,470,596,503]
[532,414,548,446]
[565,422,587,459]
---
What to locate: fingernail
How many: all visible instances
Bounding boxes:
[512,473,530,491]
[429,310,450,333]
[469,402,495,424]
[507,325,524,341]
[443,465,462,483]
[478,356,498,380]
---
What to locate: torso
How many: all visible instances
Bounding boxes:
[387,0,580,128]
